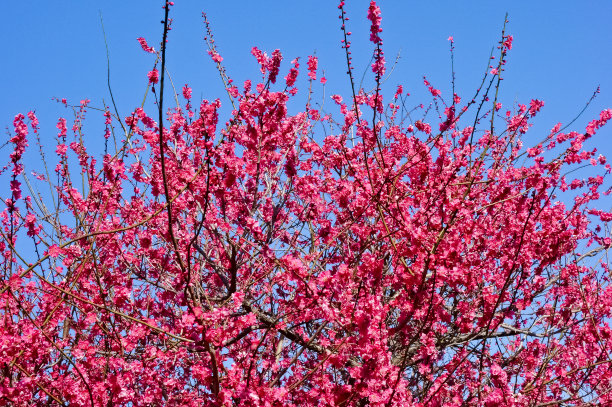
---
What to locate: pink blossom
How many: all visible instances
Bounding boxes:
[25,213,39,236]
[307,55,318,80]
[371,51,386,76]
[182,84,192,99]
[10,180,21,200]
[285,58,300,87]
[147,69,159,84]
[267,49,282,84]
[423,77,441,97]
[503,34,513,50]
[394,85,403,99]
[251,46,268,74]
[415,120,432,134]
[367,1,383,44]
[10,113,29,171]
[47,244,62,258]
[137,37,156,53]
[529,99,545,115]
[208,50,223,63]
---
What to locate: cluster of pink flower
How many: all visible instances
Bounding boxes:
[2,1,612,406]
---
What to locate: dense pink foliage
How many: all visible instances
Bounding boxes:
[2,2,612,406]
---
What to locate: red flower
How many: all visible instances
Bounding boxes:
[147,69,159,84]
[137,37,156,53]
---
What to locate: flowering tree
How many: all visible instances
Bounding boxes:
[2,1,612,406]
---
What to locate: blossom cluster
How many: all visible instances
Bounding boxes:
[2,2,612,406]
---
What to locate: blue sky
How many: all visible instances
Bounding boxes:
[2,1,611,166]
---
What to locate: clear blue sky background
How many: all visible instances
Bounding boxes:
[2,1,611,171]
